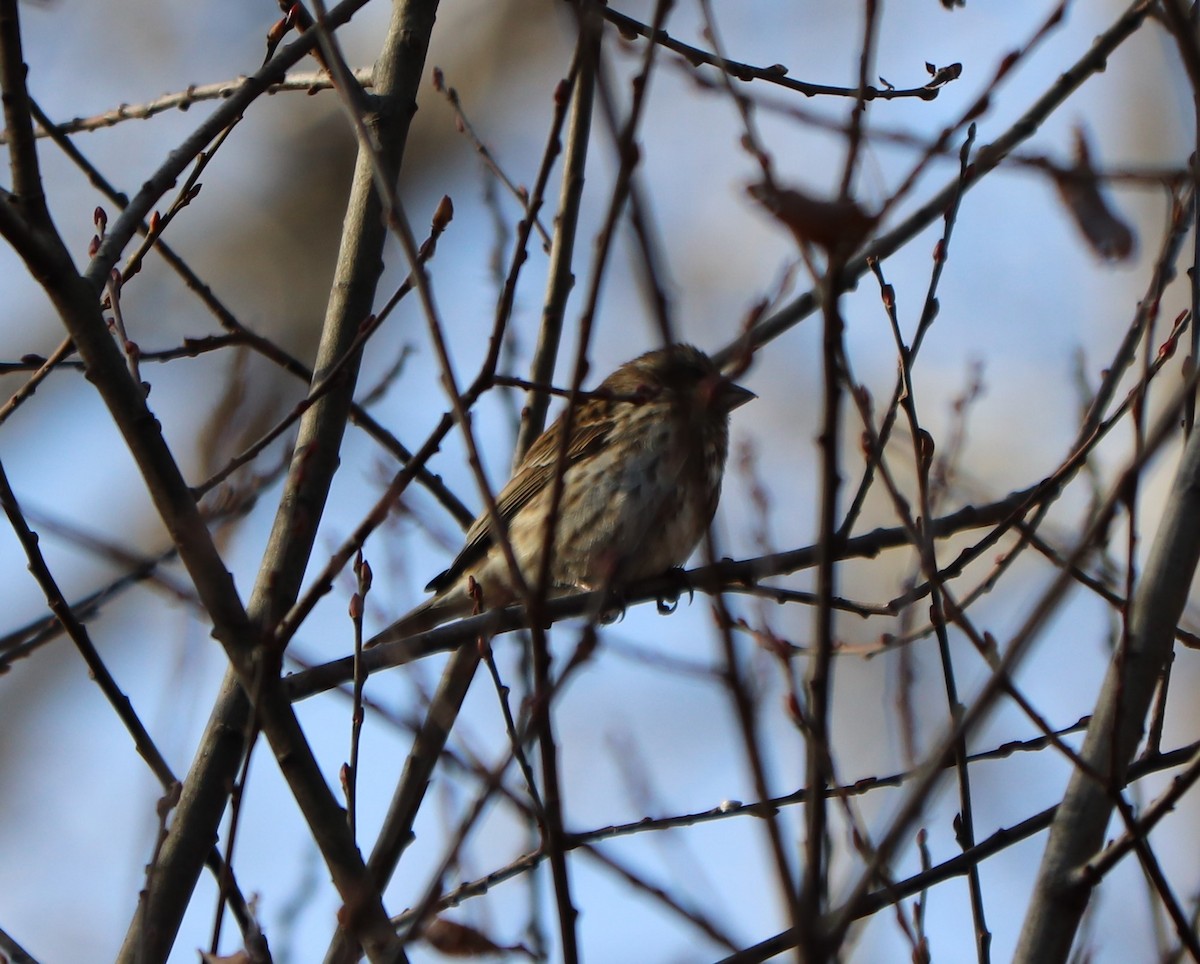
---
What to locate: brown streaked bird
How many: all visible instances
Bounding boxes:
[370,344,754,645]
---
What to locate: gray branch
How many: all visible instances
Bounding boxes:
[1014,426,1200,961]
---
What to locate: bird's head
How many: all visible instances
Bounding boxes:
[606,343,755,415]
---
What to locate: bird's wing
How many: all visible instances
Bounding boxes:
[424,407,615,593]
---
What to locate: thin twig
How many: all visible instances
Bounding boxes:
[3,69,375,142]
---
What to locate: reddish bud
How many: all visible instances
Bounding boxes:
[432,194,454,230]
[918,429,935,466]
[1158,331,1181,363]
[784,691,803,727]
[266,16,288,47]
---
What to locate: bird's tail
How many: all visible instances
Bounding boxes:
[365,591,474,648]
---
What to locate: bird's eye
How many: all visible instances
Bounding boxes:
[631,381,665,403]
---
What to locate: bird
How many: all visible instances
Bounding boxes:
[369,343,754,645]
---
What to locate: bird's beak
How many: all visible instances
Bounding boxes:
[717,379,756,412]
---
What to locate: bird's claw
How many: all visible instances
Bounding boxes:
[656,567,693,615]
[599,604,626,625]
[599,591,627,625]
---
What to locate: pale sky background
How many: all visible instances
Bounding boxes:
[0,1,1196,961]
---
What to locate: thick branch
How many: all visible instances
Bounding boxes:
[1013,409,1200,960]
[113,0,441,960]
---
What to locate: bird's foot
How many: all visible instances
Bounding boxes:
[599,597,626,624]
[656,567,693,615]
